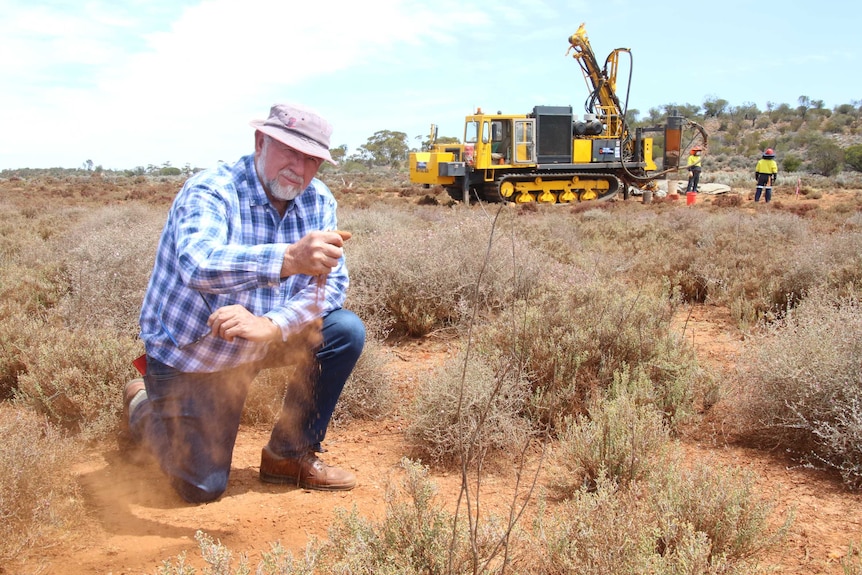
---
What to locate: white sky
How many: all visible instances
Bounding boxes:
[1,0,859,170]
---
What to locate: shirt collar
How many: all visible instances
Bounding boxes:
[240,154,271,209]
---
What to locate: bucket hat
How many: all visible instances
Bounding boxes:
[250,103,336,165]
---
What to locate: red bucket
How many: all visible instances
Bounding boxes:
[686,192,696,206]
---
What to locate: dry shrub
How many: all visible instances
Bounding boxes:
[0,405,82,564]
[572,205,860,327]
[55,203,165,334]
[771,201,819,217]
[0,204,80,322]
[735,290,862,487]
[711,193,743,207]
[0,261,69,322]
[322,458,499,574]
[570,200,615,215]
[242,365,296,426]
[529,452,789,575]
[13,319,142,439]
[343,206,544,337]
[405,354,533,468]
[475,275,696,431]
[159,529,320,575]
[842,543,862,575]
[161,459,507,574]
[242,338,392,427]
[650,455,791,567]
[529,476,713,575]
[674,210,851,326]
[551,371,671,496]
[333,338,394,424]
[0,203,157,423]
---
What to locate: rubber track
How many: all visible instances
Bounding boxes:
[492,171,622,203]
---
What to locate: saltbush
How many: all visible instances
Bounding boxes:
[322,458,501,574]
[0,405,82,564]
[736,290,862,487]
[529,456,788,575]
[474,275,697,431]
[343,205,547,337]
[551,370,671,495]
[405,354,533,467]
[650,456,791,569]
[13,320,142,439]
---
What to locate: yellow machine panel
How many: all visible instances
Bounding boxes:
[643,138,656,171]
[409,151,456,186]
[573,140,592,163]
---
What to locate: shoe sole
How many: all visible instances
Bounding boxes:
[259,470,355,491]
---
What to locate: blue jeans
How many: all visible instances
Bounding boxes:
[130,308,365,503]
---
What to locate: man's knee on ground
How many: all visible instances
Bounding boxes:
[171,471,229,504]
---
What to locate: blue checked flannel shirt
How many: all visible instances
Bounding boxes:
[139,154,348,373]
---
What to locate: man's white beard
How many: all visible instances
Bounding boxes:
[256,151,305,201]
[268,177,304,201]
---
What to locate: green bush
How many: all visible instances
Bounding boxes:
[782,154,803,172]
[807,137,845,176]
[846,144,862,172]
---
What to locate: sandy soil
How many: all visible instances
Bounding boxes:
[6,186,862,575]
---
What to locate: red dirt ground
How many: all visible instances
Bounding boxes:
[6,186,862,575]
[9,304,856,575]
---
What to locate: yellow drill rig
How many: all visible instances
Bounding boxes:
[409,23,707,204]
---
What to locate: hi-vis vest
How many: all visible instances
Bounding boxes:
[756,158,778,175]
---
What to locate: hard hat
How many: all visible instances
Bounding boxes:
[691,145,703,153]
[763,148,775,158]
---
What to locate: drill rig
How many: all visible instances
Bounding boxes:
[409,23,707,204]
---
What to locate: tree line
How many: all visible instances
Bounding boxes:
[3,96,860,179]
[331,95,862,177]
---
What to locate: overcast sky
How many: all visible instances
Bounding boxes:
[2,0,859,170]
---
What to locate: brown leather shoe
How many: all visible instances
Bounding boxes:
[260,445,356,491]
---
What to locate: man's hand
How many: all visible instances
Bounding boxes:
[207,304,281,342]
[281,230,351,278]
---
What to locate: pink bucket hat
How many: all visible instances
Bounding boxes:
[250,103,337,165]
